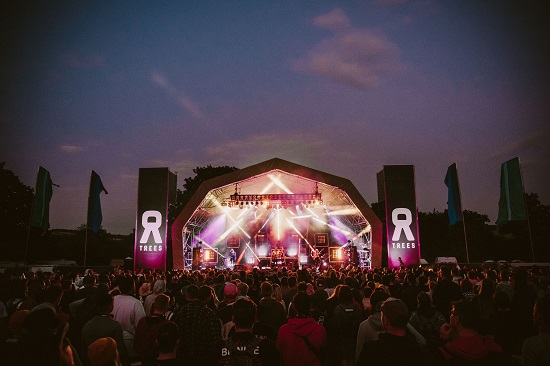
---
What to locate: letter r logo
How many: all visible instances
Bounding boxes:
[391,208,415,241]
[140,210,162,244]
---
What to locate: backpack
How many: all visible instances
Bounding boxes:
[221,335,263,366]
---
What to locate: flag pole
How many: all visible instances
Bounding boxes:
[84,171,92,267]
[456,164,470,264]
[518,158,535,262]
[24,166,41,265]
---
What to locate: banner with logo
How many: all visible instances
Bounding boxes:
[135,168,177,270]
[378,165,421,268]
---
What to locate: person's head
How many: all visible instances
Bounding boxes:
[184,284,199,301]
[45,285,63,307]
[439,266,452,280]
[223,282,238,302]
[152,294,170,314]
[288,276,297,289]
[297,281,308,293]
[95,293,114,315]
[198,285,213,302]
[417,292,432,309]
[88,337,120,366]
[117,276,135,295]
[152,279,166,295]
[156,322,179,355]
[237,282,249,297]
[83,275,96,288]
[381,298,409,331]
[292,292,311,317]
[460,278,473,293]
[260,281,273,298]
[232,298,257,330]
[451,300,480,330]
[370,289,389,312]
[337,285,353,305]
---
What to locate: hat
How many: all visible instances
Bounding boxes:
[223,282,238,297]
[380,298,409,328]
[88,337,118,366]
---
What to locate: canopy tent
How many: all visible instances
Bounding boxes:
[171,158,382,269]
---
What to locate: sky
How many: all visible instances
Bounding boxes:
[2,0,549,235]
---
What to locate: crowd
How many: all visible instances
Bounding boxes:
[0,262,549,365]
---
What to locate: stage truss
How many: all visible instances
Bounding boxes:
[179,169,373,270]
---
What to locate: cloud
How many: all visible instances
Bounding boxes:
[295,9,407,88]
[374,0,408,5]
[60,145,82,153]
[313,8,351,31]
[150,70,205,119]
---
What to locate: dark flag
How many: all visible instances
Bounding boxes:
[30,166,53,231]
[497,157,527,225]
[444,163,463,225]
[87,170,108,233]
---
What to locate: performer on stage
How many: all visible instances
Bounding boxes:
[311,246,321,269]
[229,248,236,265]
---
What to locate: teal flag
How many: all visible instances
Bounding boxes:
[497,157,527,225]
[87,170,108,233]
[444,163,463,225]
[31,166,53,231]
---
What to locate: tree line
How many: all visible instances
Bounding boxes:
[1,162,548,265]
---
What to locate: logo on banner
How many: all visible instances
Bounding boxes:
[391,208,416,249]
[139,210,163,252]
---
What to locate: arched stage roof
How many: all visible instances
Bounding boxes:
[171,158,382,269]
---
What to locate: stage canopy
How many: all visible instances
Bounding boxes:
[171,158,382,269]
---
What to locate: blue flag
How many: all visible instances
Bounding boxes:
[444,163,463,225]
[87,170,108,233]
[497,157,527,225]
[31,166,53,231]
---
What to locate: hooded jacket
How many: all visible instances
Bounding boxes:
[277,317,327,366]
[144,280,166,316]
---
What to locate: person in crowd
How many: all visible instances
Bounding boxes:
[277,292,327,366]
[144,279,166,316]
[522,296,550,366]
[283,276,298,310]
[75,275,97,302]
[81,292,128,366]
[510,269,537,354]
[216,282,238,338]
[401,273,423,316]
[111,276,146,362]
[210,298,280,365]
[459,278,476,301]
[432,266,462,321]
[496,269,514,302]
[257,281,287,336]
[356,289,425,361]
[2,309,29,365]
[408,292,446,350]
[155,322,179,365]
[473,278,496,334]
[175,285,222,365]
[87,337,121,366]
[328,285,362,366]
[134,294,172,366]
[272,283,286,311]
[357,298,434,365]
[488,290,516,359]
[438,300,503,364]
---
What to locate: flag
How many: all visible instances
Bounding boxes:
[497,157,527,225]
[31,166,53,231]
[444,163,463,225]
[87,170,108,233]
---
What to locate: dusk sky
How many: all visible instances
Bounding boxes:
[2,1,549,235]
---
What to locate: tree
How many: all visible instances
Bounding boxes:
[0,162,34,260]
[498,193,550,261]
[168,165,238,222]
